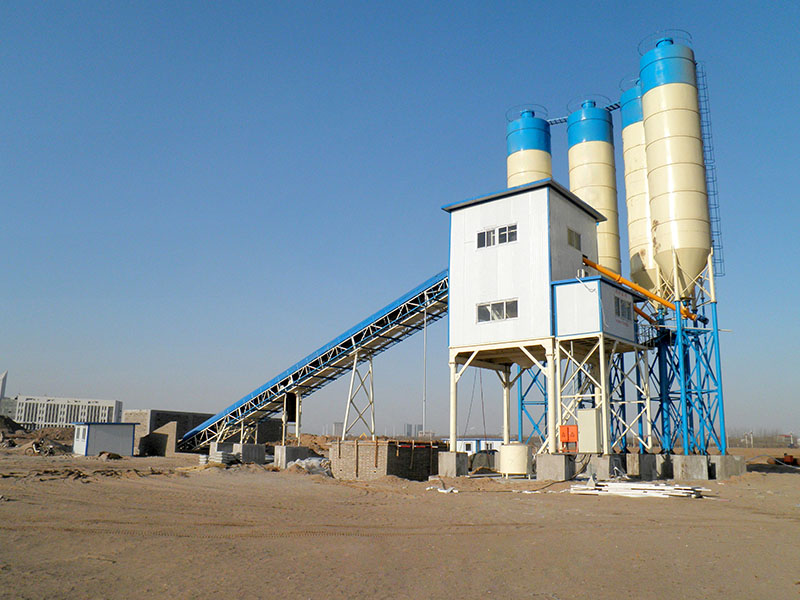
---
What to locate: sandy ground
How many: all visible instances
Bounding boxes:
[0,449,798,599]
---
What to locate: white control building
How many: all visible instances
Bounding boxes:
[443,179,643,465]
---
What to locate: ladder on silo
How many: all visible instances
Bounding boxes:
[696,62,725,277]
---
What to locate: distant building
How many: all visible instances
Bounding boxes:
[15,396,122,431]
[404,423,422,438]
[122,409,214,455]
[0,397,17,421]
[456,438,505,455]
[0,371,17,420]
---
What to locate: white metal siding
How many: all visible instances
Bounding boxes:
[548,188,599,282]
[554,280,601,337]
[554,280,636,342]
[85,425,134,457]
[449,188,551,348]
[600,282,636,342]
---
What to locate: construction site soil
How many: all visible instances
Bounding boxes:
[0,447,798,599]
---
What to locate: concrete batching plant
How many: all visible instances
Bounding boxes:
[178,30,730,480]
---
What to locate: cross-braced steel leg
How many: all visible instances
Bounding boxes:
[342,352,376,440]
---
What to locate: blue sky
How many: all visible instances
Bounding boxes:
[3,1,798,437]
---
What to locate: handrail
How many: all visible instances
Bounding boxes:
[582,256,705,323]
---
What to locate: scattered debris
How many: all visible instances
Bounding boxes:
[426,484,459,494]
[570,480,707,498]
[285,457,332,476]
[208,450,239,465]
[98,452,122,461]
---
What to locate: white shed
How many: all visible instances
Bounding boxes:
[73,422,135,457]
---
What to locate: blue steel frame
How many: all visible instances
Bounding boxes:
[648,291,726,454]
[178,270,449,452]
[516,365,547,445]
[608,353,627,451]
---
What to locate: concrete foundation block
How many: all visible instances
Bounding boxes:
[233,443,266,464]
[274,445,311,469]
[139,421,178,457]
[535,454,575,481]
[654,454,673,479]
[438,451,468,477]
[210,441,236,454]
[672,454,709,480]
[626,453,657,480]
[708,455,746,479]
[587,454,627,480]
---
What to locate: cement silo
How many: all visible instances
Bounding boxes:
[507,108,552,188]
[640,37,711,298]
[621,83,658,292]
[567,100,621,274]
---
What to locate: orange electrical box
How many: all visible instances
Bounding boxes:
[559,425,578,453]
[560,425,578,443]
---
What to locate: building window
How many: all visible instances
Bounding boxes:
[498,224,517,244]
[477,299,518,322]
[614,297,632,321]
[478,224,517,249]
[567,228,581,251]
[477,229,496,248]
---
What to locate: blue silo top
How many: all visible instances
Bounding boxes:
[620,84,643,129]
[567,100,613,147]
[507,109,551,156]
[639,37,696,94]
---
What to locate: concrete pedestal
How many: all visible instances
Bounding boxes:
[708,455,746,479]
[626,453,657,480]
[673,455,709,481]
[535,454,575,481]
[654,454,673,479]
[274,445,311,469]
[587,454,627,480]
[438,451,468,477]
[234,443,266,464]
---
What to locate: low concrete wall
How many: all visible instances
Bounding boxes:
[626,453,657,480]
[274,445,311,469]
[330,440,444,481]
[587,454,627,480]
[673,455,709,480]
[138,421,178,457]
[708,455,746,479]
[439,451,468,477]
[536,454,575,481]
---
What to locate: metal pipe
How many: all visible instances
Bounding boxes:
[422,303,427,434]
[502,366,511,445]
[634,305,657,325]
[549,342,560,454]
[582,255,703,322]
[449,361,458,451]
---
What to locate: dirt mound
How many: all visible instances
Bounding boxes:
[297,434,334,457]
[32,427,74,442]
[0,416,23,434]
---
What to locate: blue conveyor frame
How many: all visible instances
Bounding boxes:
[177,270,449,452]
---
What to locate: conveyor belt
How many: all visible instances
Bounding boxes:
[178,270,449,451]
